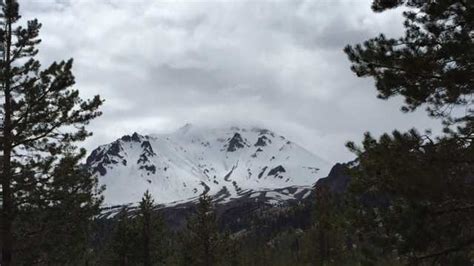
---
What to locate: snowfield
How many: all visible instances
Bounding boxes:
[87,124,331,206]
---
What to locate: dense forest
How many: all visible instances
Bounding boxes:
[1,0,473,265]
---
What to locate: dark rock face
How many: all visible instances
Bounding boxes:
[137,154,149,164]
[87,139,125,166]
[108,142,123,158]
[86,148,107,175]
[88,133,160,177]
[121,132,144,142]
[227,133,248,152]
[267,165,286,178]
[224,164,238,181]
[131,132,142,142]
[139,165,156,174]
[86,140,126,176]
[315,162,393,209]
[255,135,271,147]
[137,141,157,165]
[258,166,268,179]
[95,164,107,176]
[314,163,351,194]
[200,181,211,194]
[141,141,156,157]
[253,128,275,137]
[136,140,158,175]
[86,148,101,166]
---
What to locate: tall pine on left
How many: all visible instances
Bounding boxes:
[0,0,103,265]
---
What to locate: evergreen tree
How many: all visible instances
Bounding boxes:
[0,0,102,264]
[219,231,240,266]
[140,190,154,266]
[303,185,347,266]
[110,207,140,266]
[184,192,220,266]
[344,0,473,125]
[344,0,473,264]
[346,130,474,264]
[138,190,166,266]
[14,150,103,265]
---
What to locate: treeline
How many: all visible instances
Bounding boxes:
[91,192,237,266]
[89,170,472,266]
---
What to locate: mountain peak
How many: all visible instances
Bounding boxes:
[87,124,331,206]
[226,132,249,152]
[121,132,147,142]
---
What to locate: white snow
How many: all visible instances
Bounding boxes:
[89,124,331,206]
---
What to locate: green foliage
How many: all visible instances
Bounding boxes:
[0,0,103,264]
[109,208,141,266]
[138,190,166,266]
[181,193,221,266]
[343,0,474,264]
[344,0,473,123]
[346,130,474,264]
[302,185,348,266]
[13,150,103,265]
[101,191,167,266]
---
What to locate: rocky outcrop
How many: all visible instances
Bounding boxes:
[255,135,271,147]
[226,133,249,152]
[314,163,351,194]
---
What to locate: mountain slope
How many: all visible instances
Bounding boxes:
[87,124,331,206]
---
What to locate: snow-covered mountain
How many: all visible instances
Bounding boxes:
[86,124,331,206]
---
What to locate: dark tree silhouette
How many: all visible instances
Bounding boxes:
[0,0,102,264]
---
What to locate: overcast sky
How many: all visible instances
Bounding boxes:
[22,0,442,164]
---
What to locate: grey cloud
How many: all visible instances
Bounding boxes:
[20,0,441,164]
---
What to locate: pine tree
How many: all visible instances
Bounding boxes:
[0,0,102,264]
[140,190,154,266]
[110,207,140,266]
[184,193,220,266]
[303,185,347,266]
[138,190,165,266]
[344,0,473,125]
[220,232,241,266]
[14,150,103,264]
[344,0,474,263]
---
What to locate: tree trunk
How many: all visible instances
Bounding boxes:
[1,15,13,266]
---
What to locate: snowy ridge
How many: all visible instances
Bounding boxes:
[87,124,331,206]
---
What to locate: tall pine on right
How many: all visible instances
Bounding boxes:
[344,0,473,264]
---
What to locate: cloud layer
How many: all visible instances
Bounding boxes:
[22,0,442,164]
